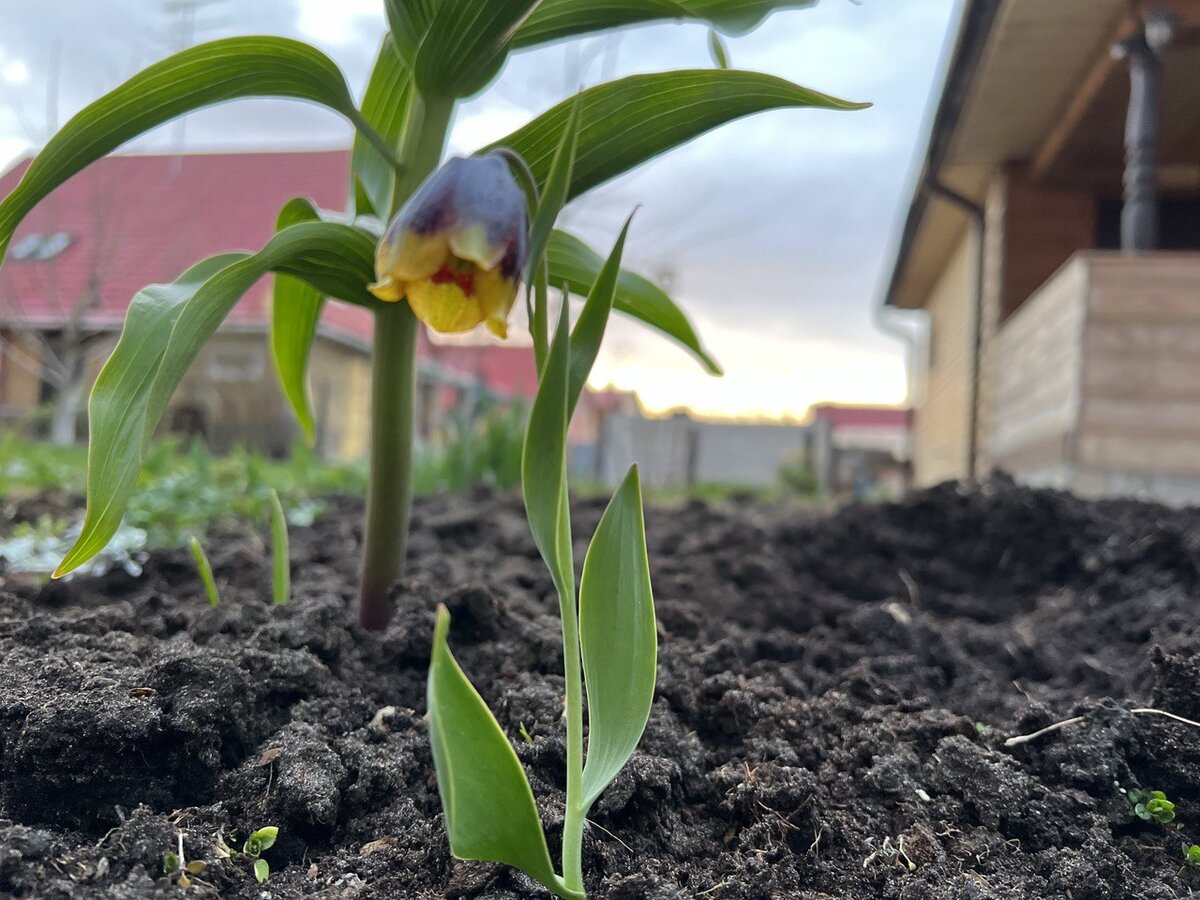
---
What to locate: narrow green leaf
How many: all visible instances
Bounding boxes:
[253,858,270,884]
[548,229,721,375]
[708,29,731,68]
[353,37,412,217]
[514,0,817,50]
[579,466,656,810]
[54,222,380,578]
[526,97,581,283]
[270,198,325,444]
[269,490,290,606]
[413,0,542,98]
[567,215,632,417]
[491,69,868,202]
[0,37,393,262]
[428,606,577,899]
[522,307,573,595]
[189,535,221,607]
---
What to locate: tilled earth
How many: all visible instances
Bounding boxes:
[3,478,1200,898]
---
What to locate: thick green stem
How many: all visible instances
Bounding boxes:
[558,577,586,893]
[357,92,454,631]
[358,302,420,630]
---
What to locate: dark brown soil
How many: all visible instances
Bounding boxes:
[3,477,1200,899]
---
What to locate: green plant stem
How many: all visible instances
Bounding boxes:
[357,92,454,631]
[558,578,586,892]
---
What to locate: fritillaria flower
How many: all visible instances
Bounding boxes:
[369,152,528,338]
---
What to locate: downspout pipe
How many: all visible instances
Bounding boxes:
[927,179,984,480]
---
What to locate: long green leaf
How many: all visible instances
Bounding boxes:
[54,222,380,578]
[548,229,721,375]
[414,0,541,98]
[567,216,632,417]
[0,37,393,262]
[524,96,580,370]
[269,490,290,606]
[270,198,326,444]
[492,69,867,202]
[514,0,817,49]
[353,37,412,218]
[526,97,580,283]
[579,466,656,810]
[522,307,573,595]
[428,606,578,899]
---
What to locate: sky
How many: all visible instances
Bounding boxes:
[0,0,960,421]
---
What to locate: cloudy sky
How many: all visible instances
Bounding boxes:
[0,0,959,421]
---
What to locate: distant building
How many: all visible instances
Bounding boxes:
[0,150,608,457]
[807,404,913,497]
[595,403,911,494]
[884,1,1200,503]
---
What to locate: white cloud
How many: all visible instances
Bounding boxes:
[2,60,29,84]
[295,0,383,46]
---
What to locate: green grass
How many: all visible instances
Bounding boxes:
[0,398,526,558]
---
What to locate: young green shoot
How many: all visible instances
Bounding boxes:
[268,490,289,606]
[188,535,221,607]
[425,110,657,896]
[1182,843,1200,875]
[161,832,206,890]
[1117,783,1180,828]
[215,825,277,883]
[243,825,278,883]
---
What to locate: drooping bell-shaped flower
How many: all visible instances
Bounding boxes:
[369,152,528,339]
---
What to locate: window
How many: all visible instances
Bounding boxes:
[10,232,73,261]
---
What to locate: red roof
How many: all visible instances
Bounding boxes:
[0,149,604,406]
[812,403,912,429]
[419,332,539,399]
[0,149,374,345]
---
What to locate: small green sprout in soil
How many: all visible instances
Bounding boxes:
[215,825,277,884]
[268,490,290,606]
[188,535,221,607]
[1117,783,1179,827]
[1182,843,1200,874]
[160,833,206,890]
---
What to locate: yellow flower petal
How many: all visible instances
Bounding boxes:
[368,275,407,302]
[376,230,450,283]
[474,267,517,339]
[406,279,486,334]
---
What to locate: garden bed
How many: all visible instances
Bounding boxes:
[2,477,1200,898]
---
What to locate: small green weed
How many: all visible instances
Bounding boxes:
[1117,782,1179,827]
[160,834,206,890]
[215,825,278,884]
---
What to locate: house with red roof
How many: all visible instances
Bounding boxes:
[0,149,612,458]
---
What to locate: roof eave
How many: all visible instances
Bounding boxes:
[882,0,1002,309]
